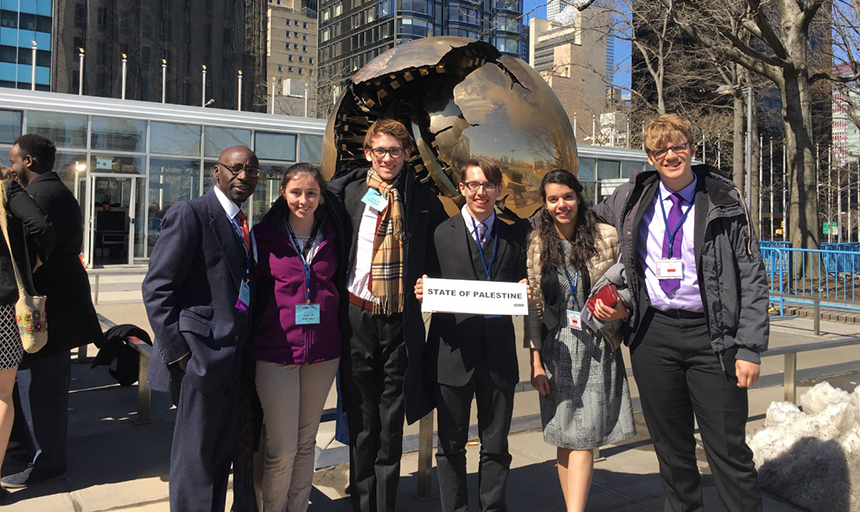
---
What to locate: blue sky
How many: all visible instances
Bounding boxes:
[521,0,632,90]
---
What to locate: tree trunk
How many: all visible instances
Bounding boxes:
[733,93,744,191]
[781,70,819,250]
[749,82,760,238]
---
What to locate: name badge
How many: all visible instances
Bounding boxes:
[296,303,321,325]
[235,279,251,314]
[656,259,683,280]
[361,188,388,211]
[566,309,582,331]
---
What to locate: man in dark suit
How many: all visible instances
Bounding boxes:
[327,119,447,512]
[415,157,527,512]
[4,134,102,488]
[143,145,259,512]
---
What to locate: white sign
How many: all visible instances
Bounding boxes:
[421,278,528,316]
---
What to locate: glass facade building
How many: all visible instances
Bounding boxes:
[317,0,524,96]
[0,89,325,266]
[0,0,52,90]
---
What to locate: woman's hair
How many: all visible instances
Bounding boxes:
[279,162,326,193]
[262,163,327,223]
[536,169,598,272]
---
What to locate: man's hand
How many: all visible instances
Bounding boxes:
[519,278,532,301]
[414,274,428,303]
[592,298,629,322]
[178,354,191,372]
[735,360,760,388]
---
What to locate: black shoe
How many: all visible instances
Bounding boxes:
[0,485,8,502]
[1,464,66,489]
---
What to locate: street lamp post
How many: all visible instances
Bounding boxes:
[30,41,37,91]
[237,71,243,111]
[78,48,85,95]
[202,65,207,107]
[161,59,167,103]
[272,77,277,115]
[121,54,127,100]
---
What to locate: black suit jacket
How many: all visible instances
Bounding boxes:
[24,172,100,358]
[427,214,527,388]
[143,189,253,395]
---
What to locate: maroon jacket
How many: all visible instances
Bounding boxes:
[246,212,342,365]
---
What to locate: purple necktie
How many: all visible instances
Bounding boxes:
[660,193,684,295]
[476,221,487,246]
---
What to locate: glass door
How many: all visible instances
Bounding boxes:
[90,175,137,266]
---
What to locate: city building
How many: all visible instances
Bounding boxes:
[0,88,325,266]
[833,63,860,167]
[317,0,524,114]
[0,0,52,90]
[50,1,267,111]
[528,4,612,142]
[267,0,317,116]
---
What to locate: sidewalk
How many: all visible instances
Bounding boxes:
[0,280,849,511]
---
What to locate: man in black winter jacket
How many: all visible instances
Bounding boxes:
[592,114,768,512]
[7,134,102,488]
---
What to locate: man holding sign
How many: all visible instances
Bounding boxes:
[415,157,527,512]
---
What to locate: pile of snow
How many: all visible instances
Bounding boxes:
[748,382,860,511]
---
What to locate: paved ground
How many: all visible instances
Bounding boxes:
[0,270,852,511]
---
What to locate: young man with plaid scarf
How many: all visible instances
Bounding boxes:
[328,119,447,512]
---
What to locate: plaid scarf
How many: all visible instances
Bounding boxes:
[367,169,406,315]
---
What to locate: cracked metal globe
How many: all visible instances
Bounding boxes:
[321,36,578,219]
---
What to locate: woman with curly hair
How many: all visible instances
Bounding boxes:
[524,169,635,512]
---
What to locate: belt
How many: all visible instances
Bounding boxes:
[348,293,376,313]
[652,307,705,320]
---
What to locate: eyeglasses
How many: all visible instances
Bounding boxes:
[217,162,260,178]
[368,147,405,159]
[649,142,690,159]
[462,181,500,192]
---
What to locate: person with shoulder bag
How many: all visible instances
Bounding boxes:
[0,170,54,500]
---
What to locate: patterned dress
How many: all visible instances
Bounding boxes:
[0,303,23,370]
[539,242,635,450]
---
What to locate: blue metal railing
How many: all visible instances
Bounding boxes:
[762,246,860,314]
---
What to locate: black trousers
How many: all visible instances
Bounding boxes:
[16,349,71,473]
[168,366,241,512]
[630,308,762,512]
[435,366,515,512]
[341,304,406,512]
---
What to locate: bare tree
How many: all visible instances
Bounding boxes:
[642,0,839,250]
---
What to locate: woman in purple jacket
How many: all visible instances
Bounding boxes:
[247,163,350,512]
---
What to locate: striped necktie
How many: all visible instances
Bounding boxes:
[236,210,250,253]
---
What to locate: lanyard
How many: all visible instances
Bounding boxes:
[471,216,498,280]
[286,220,321,304]
[563,268,579,309]
[658,188,694,259]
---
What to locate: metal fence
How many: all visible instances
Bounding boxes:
[762,246,860,314]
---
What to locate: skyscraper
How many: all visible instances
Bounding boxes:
[317,0,523,114]
[267,0,317,115]
[51,1,266,111]
[0,1,52,90]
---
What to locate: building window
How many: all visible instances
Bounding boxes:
[288,55,293,62]
[288,66,293,72]
[308,57,313,64]
[298,68,303,74]
[303,22,308,29]
[277,64,283,71]
[285,30,289,38]
[302,45,307,52]
[302,34,307,40]
[298,56,303,62]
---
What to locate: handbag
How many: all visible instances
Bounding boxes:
[0,181,48,354]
